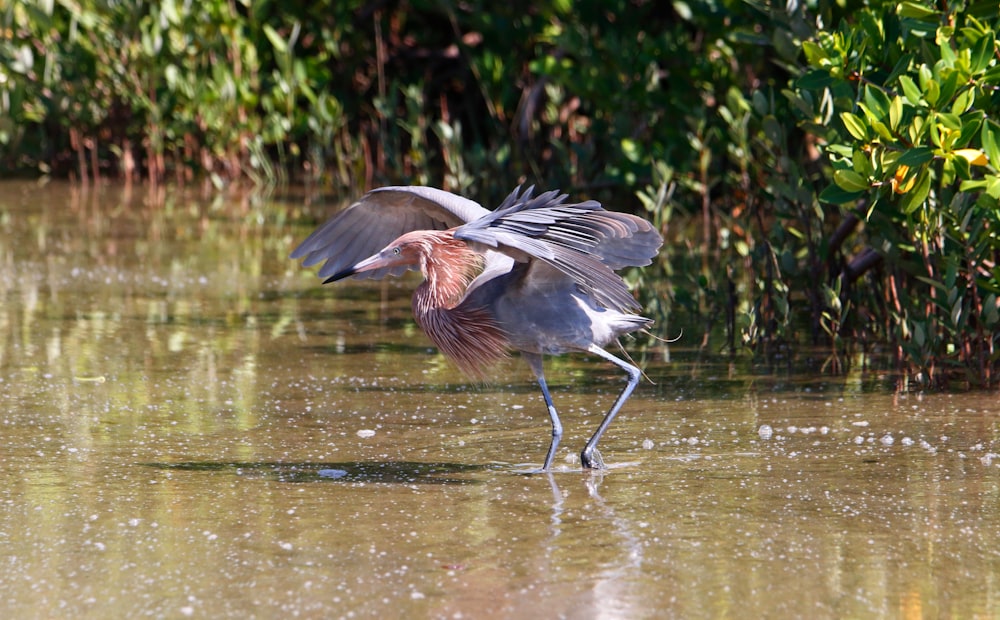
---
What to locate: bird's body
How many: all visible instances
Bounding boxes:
[292,186,662,470]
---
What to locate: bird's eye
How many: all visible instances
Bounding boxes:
[392,247,401,256]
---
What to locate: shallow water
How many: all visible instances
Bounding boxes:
[1,181,998,618]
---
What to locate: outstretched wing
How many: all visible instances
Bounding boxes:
[290,186,490,280]
[455,187,663,312]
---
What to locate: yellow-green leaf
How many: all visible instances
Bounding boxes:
[988,176,1000,199]
[951,88,974,115]
[871,120,895,141]
[834,169,870,192]
[981,120,1000,168]
[899,75,922,105]
[925,79,940,106]
[889,95,903,132]
[899,168,931,213]
[840,112,868,141]
[262,24,287,53]
[801,41,829,66]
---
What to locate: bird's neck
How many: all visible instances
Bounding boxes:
[416,232,480,310]
[411,233,508,378]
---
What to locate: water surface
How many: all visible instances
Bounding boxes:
[1,181,998,618]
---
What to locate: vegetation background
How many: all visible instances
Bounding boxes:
[2,0,999,387]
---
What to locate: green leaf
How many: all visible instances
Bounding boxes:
[826,144,854,159]
[983,65,1000,86]
[263,24,287,54]
[834,168,870,192]
[871,119,895,141]
[859,12,884,48]
[553,0,572,14]
[853,149,874,176]
[908,115,928,144]
[988,176,1000,199]
[959,179,989,192]
[897,146,934,167]
[957,116,982,148]
[899,75,922,105]
[967,2,1000,20]
[982,120,1000,168]
[983,293,999,327]
[889,95,903,131]
[925,79,940,106]
[887,53,915,84]
[951,88,974,115]
[918,64,933,90]
[621,138,642,163]
[899,168,931,213]
[801,41,829,66]
[840,112,868,141]
[912,322,925,347]
[797,69,837,90]
[782,89,813,117]
[857,102,877,124]
[937,71,961,105]
[819,183,865,205]
[936,112,962,131]
[162,0,180,25]
[970,31,995,73]
[951,154,971,181]
[951,297,964,328]
[864,85,891,119]
[898,2,938,19]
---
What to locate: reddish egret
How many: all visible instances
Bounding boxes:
[291,186,662,470]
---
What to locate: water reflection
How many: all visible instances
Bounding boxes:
[1,181,999,618]
[147,460,485,485]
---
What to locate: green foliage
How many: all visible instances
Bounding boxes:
[788,0,1000,386]
[1,0,771,197]
[633,0,1000,386]
[0,0,368,185]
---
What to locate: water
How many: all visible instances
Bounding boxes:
[1,181,998,618]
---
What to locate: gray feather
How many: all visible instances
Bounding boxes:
[454,186,662,309]
[291,186,489,281]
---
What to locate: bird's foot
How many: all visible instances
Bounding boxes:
[518,467,551,475]
[510,463,554,475]
[580,447,606,470]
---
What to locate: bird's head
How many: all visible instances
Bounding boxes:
[323,231,432,283]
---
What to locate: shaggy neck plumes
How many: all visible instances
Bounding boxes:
[415,232,481,309]
[410,231,509,378]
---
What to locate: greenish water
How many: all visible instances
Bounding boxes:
[1,181,998,618]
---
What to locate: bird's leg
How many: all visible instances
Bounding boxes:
[580,344,641,469]
[524,352,562,472]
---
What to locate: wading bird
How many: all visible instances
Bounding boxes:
[291,186,662,470]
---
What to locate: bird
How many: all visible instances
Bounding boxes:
[291,185,662,471]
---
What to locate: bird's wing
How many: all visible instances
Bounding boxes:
[290,186,490,280]
[455,187,662,313]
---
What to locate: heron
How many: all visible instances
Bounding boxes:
[291,185,662,471]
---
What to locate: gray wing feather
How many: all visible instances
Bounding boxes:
[291,186,489,280]
[455,187,663,312]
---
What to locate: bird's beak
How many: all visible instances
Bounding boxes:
[323,251,393,283]
[323,268,356,283]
